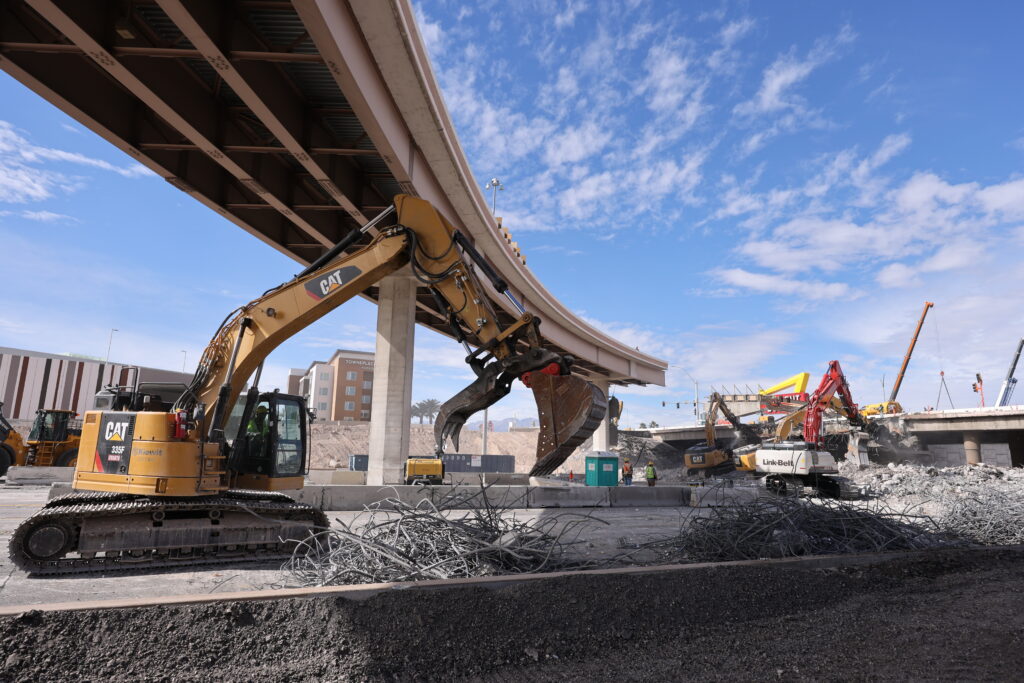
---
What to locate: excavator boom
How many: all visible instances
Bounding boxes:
[10,195,605,574]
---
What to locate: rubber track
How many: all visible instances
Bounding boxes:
[10,491,328,576]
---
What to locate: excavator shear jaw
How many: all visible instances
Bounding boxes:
[434,351,608,475]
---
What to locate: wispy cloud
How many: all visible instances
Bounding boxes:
[20,210,75,222]
[0,120,153,204]
[735,24,856,117]
[715,268,855,300]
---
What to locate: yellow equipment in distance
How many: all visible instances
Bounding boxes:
[683,392,761,477]
[759,372,810,396]
[0,404,82,475]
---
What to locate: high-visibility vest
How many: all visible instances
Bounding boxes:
[623,463,633,476]
[645,465,656,479]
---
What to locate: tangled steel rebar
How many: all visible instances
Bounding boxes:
[938,489,1024,546]
[639,497,960,563]
[282,486,604,586]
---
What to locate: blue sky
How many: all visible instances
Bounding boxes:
[1,1,1023,427]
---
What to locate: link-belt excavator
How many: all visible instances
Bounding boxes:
[10,195,606,574]
[735,360,870,497]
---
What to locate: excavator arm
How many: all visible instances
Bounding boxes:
[801,360,865,448]
[174,194,604,475]
[715,396,762,447]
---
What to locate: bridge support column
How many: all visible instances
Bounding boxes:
[367,273,417,485]
[591,378,611,452]
[963,431,981,465]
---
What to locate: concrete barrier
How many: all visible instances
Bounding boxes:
[6,466,74,486]
[687,484,762,507]
[610,486,687,507]
[530,486,610,508]
[446,472,532,486]
[290,485,532,510]
[44,480,762,509]
[307,470,367,485]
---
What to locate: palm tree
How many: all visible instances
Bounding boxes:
[419,398,442,424]
[410,401,425,424]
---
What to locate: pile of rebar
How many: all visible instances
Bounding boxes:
[282,486,601,587]
[639,497,957,563]
[938,489,1024,546]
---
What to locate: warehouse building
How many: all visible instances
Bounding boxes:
[0,346,192,420]
[288,349,375,422]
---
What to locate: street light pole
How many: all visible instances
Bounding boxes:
[672,365,700,426]
[485,177,504,215]
[480,177,504,456]
[105,328,118,364]
[181,350,188,374]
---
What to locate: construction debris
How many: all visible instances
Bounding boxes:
[840,461,1024,500]
[282,487,603,586]
[636,497,954,563]
[938,489,1024,545]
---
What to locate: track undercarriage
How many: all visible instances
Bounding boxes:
[9,490,328,576]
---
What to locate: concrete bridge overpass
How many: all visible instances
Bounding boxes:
[0,0,667,482]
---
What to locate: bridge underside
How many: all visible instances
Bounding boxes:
[0,0,631,384]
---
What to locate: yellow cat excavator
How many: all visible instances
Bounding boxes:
[10,195,605,574]
[683,392,762,477]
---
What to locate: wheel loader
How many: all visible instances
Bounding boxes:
[0,403,82,476]
[9,195,606,574]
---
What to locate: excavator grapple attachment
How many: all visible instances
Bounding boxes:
[434,361,513,454]
[528,372,608,476]
[434,352,608,476]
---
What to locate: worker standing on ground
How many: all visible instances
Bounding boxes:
[622,459,633,486]
[645,460,657,487]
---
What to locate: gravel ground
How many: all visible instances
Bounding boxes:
[2,547,1022,682]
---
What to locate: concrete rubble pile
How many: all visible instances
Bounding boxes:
[839,461,1024,499]
[282,486,603,586]
[838,461,1024,545]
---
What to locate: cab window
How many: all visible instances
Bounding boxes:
[274,401,303,476]
[244,401,272,469]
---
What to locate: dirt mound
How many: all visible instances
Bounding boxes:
[2,548,1023,681]
[310,423,544,470]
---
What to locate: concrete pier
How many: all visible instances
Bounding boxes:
[963,431,982,465]
[591,378,611,451]
[367,273,417,485]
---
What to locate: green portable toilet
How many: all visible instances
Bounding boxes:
[585,453,620,487]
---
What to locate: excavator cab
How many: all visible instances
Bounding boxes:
[228,392,308,488]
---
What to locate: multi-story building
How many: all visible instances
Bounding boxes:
[0,346,193,420]
[288,349,374,422]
